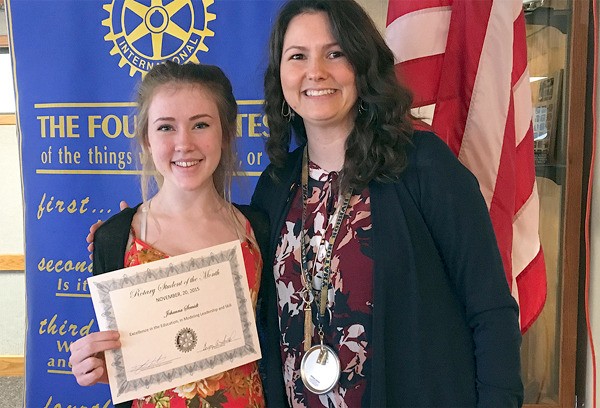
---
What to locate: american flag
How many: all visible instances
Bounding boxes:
[386,0,546,332]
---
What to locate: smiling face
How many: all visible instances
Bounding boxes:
[146,83,223,194]
[280,11,358,135]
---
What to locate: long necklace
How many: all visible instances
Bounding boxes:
[298,146,352,395]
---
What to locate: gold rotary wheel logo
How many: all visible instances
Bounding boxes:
[175,327,198,352]
[102,0,216,76]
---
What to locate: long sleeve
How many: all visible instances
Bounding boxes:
[407,132,523,407]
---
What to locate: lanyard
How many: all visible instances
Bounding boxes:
[300,146,352,350]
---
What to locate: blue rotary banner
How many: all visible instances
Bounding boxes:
[6,1,283,406]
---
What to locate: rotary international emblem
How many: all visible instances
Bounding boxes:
[102,0,216,76]
[175,327,198,352]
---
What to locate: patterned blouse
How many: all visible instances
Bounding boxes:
[273,161,374,407]
[124,224,265,408]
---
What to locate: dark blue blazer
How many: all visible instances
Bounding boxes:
[251,131,523,407]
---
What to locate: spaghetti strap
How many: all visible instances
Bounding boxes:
[140,200,150,241]
[245,219,252,235]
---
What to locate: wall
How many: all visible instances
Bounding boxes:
[0,121,25,389]
[0,124,23,256]
[355,0,388,32]
[0,122,24,360]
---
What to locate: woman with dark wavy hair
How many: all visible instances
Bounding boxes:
[263,0,413,193]
[252,0,523,406]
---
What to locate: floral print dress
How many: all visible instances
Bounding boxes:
[124,221,265,408]
[274,161,375,408]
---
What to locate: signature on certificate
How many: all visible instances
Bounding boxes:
[201,332,240,352]
[130,354,178,374]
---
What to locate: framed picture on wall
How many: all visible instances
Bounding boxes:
[533,69,563,167]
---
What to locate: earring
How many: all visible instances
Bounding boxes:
[358,99,368,115]
[281,100,292,122]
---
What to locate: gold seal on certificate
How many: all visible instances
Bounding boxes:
[87,240,261,404]
[300,343,341,394]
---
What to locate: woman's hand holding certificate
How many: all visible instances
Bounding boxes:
[87,240,261,404]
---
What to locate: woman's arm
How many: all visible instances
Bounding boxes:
[86,201,130,259]
[410,132,523,407]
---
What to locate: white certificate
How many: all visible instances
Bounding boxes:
[87,240,261,404]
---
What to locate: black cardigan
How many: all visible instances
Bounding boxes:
[92,203,287,408]
[251,131,523,407]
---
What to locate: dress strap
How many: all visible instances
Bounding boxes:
[140,200,151,241]
[245,219,252,236]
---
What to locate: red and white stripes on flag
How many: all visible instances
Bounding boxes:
[386,0,546,332]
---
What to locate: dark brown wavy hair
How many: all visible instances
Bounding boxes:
[264,0,415,193]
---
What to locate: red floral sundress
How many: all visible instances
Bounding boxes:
[124,223,265,408]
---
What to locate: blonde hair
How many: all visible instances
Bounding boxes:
[135,61,237,202]
[134,61,259,255]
